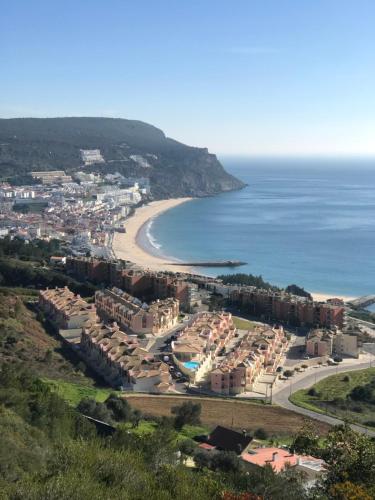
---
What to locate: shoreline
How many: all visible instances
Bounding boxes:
[311,292,355,303]
[113,199,359,303]
[112,198,194,273]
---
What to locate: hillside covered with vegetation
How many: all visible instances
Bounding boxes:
[290,368,375,428]
[1,363,375,499]
[0,117,245,198]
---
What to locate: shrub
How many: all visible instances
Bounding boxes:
[171,401,201,430]
[342,375,351,382]
[254,428,268,440]
[307,388,319,397]
[352,405,364,413]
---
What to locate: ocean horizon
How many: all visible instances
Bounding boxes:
[140,157,375,298]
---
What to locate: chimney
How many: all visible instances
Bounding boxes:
[272,452,279,462]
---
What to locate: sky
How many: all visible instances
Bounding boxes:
[1,0,375,156]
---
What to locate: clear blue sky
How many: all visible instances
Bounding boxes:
[1,0,374,155]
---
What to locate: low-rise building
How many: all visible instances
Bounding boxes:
[39,287,96,330]
[81,319,172,392]
[31,170,72,184]
[210,325,286,395]
[95,287,179,336]
[229,287,345,329]
[306,329,359,358]
[172,312,236,382]
[241,447,326,481]
[198,426,253,454]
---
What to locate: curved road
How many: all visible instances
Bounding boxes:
[272,359,375,436]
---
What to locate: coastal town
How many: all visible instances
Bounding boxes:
[1,154,375,493]
[1,162,374,404]
[2,2,375,496]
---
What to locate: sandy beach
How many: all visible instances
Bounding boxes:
[113,199,359,303]
[112,198,193,273]
[311,292,356,303]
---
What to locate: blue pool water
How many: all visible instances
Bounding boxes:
[183,361,200,371]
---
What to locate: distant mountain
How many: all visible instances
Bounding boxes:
[0,117,245,198]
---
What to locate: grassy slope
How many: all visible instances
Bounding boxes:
[42,378,115,406]
[0,288,102,387]
[232,316,256,330]
[290,367,375,426]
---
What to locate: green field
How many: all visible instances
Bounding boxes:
[290,367,375,427]
[42,378,116,406]
[233,316,256,330]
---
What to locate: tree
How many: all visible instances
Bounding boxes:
[210,451,242,473]
[14,298,23,319]
[285,284,312,300]
[171,401,201,430]
[179,439,196,462]
[44,349,53,364]
[77,398,113,424]
[329,481,372,500]
[321,423,375,491]
[193,449,212,470]
[291,419,320,455]
[130,409,142,428]
[254,428,268,440]
[105,394,132,422]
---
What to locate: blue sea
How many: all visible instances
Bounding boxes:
[146,157,375,297]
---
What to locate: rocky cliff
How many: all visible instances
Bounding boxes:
[0,117,245,198]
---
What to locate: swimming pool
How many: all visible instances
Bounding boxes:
[183,361,200,371]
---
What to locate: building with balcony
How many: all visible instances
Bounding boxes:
[80,319,172,392]
[39,287,96,330]
[95,287,179,336]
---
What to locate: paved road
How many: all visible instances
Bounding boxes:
[273,359,375,436]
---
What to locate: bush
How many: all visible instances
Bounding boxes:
[254,428,268,440]
[307,388,319,397]
[210,451,242,473]
[342,375,351,382]
[171,401,201,430]
[179,439,196,457]
[193,449,211,469]
[352,405,364,413]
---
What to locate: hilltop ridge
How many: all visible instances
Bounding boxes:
[0,117,245,198]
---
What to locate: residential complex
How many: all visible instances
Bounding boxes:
[66,256,202,311]
[39,286,173,392]
[211,325,287,395]
[31,170,72,184]
[95,287,179,336]
[39,287,96,330]
[172,312,236,382]
[306,328,359,358]
[229,287,345,328]
[80,149,105,165]
[81,319,171,392]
